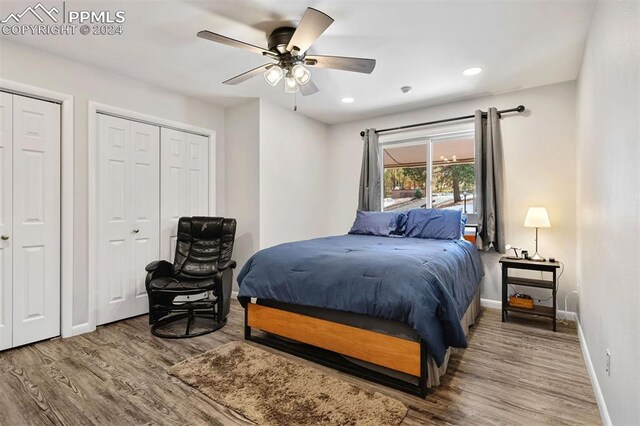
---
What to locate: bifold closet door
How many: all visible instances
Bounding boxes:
[160,128,209,261]
[0,93,13,351]
[11,95,61,347]
[97,114,160,325]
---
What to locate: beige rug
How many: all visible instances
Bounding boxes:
[169,341,408,425]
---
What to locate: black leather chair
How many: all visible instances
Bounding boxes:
[145,217,237,338]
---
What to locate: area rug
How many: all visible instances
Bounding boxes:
[168,341,408,425]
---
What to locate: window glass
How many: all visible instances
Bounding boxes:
[383,144,427,212]
[382,138,475,215]
[432,138,475,214]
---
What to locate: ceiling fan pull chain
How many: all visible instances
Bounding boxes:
[294,92,298,112]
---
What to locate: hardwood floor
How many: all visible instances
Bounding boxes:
[0,302,601,425]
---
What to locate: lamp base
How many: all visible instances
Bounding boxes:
[529,252,546,262]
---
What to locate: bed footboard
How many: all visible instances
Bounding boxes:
[244,302,428,397]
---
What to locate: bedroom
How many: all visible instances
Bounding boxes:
[0,0,638,425]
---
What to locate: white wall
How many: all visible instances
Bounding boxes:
[259,100,328,249]
[225,99,329,284]
[576,1,640,424]
[326,82,578,307]
[0,40,226,328]
[225,100,261,276]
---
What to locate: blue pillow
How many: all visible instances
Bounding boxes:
[404,208,463,240]
[349,211,407,237]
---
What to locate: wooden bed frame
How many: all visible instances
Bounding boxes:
[243,231,478,397]
[244,303,428,396]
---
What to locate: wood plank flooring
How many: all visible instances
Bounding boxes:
[0,302,601,425]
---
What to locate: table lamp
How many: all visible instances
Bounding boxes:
[524,207,551,261]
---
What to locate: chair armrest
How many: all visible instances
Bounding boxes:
[145,260,172,273]
[217,260,237,271]
[145,260,173,292]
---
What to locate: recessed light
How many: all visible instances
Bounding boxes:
[340,97,355,103]
[463,67,483,76]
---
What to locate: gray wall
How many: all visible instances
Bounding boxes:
[225,100,261,278]
[326,82,578,308]
[576,1,640,424]
[259,100,329,249]
[225,99,330,287]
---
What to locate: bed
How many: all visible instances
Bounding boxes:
[237,233,484,396]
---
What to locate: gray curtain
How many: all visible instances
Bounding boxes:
[358,129,382,211]
[474,108,506,253]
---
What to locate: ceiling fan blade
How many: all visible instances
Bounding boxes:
[300,80,319,96]
[305,55,376,74]
[197,30,277,58]
[286,8,334,54]
[223,63,273,85]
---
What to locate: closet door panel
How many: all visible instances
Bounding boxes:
[12,95,60,346]
[98,114,131,326]
[160,129,209,262]
[0,93,13,350]
[160,128,187,262]
[187,133,209,216]
[97,115,160,325]
[130,122,160,306]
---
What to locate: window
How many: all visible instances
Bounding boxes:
[383,143,428,212]
[382,137,475,214]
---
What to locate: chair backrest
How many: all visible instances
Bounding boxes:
[173,217,237,279]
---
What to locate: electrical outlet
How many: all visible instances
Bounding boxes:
[605,349,611,376]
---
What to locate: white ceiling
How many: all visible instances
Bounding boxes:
[0,0,595,124]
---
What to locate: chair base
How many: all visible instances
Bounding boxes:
[151,311,227,339]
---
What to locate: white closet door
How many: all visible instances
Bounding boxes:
[130,121,160,313]
[97,114,159,325]
[160,128,209,261]
[12,95,60,347]
[0,93,13,351]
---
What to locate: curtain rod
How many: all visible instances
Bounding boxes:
[359,105,525,137]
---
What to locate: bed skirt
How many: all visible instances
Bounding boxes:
[425,288,481,387]
[341,287,481,387]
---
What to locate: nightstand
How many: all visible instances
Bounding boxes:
[499,257,561,331]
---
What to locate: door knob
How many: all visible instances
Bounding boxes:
[133,229,140,234]
[0,235,8,240]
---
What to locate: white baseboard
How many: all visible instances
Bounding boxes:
[577,321,612,426]
[71,322,95,336]
[480,298,577,321]
[480,298,502,310]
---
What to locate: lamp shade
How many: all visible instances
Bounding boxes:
[524,207,551,228]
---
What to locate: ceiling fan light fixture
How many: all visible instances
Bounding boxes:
[284,72,299,93]
[198,7,376,96]
[264,65,284,86]
[291,63,311,85]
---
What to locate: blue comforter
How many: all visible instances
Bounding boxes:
[237,234,484,366]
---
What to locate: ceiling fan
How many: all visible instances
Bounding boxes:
[197,7,376,96]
